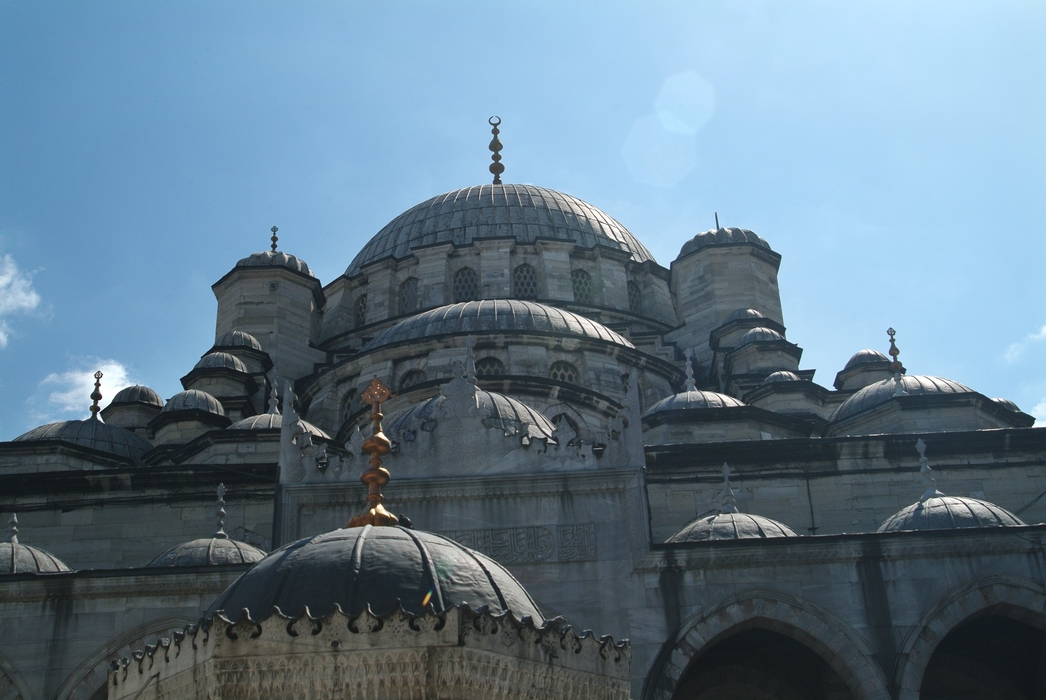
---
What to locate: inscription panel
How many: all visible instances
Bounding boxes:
[440,524,596,564]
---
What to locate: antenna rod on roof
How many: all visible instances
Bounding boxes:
[715,212,720,230]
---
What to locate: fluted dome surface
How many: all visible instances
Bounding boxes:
[207,525,543,622]
[877,496,1024,533]
[724,308,765,323]
[228,412,330,437]
[14,419,153,461]
[109,385,164,408]
[1,541,72,574]
[346,184,655,277]
[844,349,890,369]
[213,330,263,351]
[736,327,786,347]
[832,375,973,423]
[364,300,634,351]
[643,390,746,417]
[386,388,557,443]
[235,250,313,277]
[678,227,771,259]
[149,537,266,567]
[992,398,1021,412]
[667,512,798,542]
[162,390,226,416]
[762,371,801,386]
[194,352,248,373]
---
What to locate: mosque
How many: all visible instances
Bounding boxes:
[1,121,1045,699]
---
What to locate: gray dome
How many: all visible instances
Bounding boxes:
[207,525,544,622]
[235,250,313,277]
[194,352,248,373]
[736,327,786,348]
[162,390,226,416]
[844,349,890,370]
[643,390,746,418]
[832,375,974,424]
[364,300,634,352]
[109,385,164,408]
[149,537,266,567]
[762,370,801,386]
[347,184,655,277]
[724,308,765,324]
[213,330,263,352]
[992,397,1021,412]
[877,496,1025,533]
[228,412,330,438]
[386,389,556,443]
[14,419,153,462]
[1,541,71,574]
[678,227,771,259]
[667,511,798,542]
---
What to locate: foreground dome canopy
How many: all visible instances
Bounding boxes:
[346,184,656,277]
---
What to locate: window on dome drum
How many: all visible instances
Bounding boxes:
[549,361,580,385]
[570,269,593,305]
[453,267,480,302]
[354,295,368,328]
[475,357,505,377]
[512,264,537,299]
[399,370,427,392]
[399,277,418,315]
[627,281,643,315]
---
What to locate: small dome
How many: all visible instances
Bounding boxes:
[207,525,543,622]
[992,397,1021,412]
[109,385,164,408]
[14,419,154,462]
[386,389,556,443]
[678,227,771,259]
[832,375,974,424]
[643,390,746,417]
[761,370,801,386]
[724,308,765,324]
[193,352,248,373]
[843,349,890,370]
[213,330,263,352]
[877,496,1025,533]
[736,327,786,348]
[364,300,634,352]
[667,511,798,542]
[162,390,226,416]
[235,250,313,277]
[228,412,330,438]
[149,537,266,567]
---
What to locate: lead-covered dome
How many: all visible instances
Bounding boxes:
[109,385,164,409]
[212,330,263,352]
[346,184,655,277]
[228,412,330,438]
[235,250,313,277]
[877,496,1025,533]
[149,536,266,567]
[736,327,786,347]
[193,352,248,373]
[678,227,771,259]
[386,388,557,444]
[2,517,72,574]
[207,525,543,622]
[14,418,154,462]
[162,389,226,416]
[844,349,890,370]
[832,375,973,424]
[643,390,746,417]
[364,300,634,351]
[667,511,798,542]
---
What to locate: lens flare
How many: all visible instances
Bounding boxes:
[421,589,434,608]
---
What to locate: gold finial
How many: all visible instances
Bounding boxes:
[270,226,279,252]
[348,377,399,528]
[488,116,504,185]
[89,371,103,421]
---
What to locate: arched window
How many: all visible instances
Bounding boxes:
[549,361,579,385]
[399,370,427,392]
[399,277,418,315]
[512,264,537,299]
[475,357,505,377]
[354,294,367,328]
[453,267,480,302]
[627,281,643,315]
[570,269,593,305]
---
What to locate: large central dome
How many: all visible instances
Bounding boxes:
[346,184,656,277]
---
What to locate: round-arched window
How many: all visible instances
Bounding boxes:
[453,267,480,302]
[354,294,368,328]
[549,361,580,385]
[475,357,505,377]
[571,269,593,305]
[399,277,418,315]
[399,369,427,392]
[627,281,643,315]
[513,264,537,299]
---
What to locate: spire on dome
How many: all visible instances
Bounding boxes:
[719,463,738,514]
[267,381,280,415]
[916,438,945,502]
[488,116,504,185]
[5,514,17,545]
[465,335,477,384]
[684,349,697,392]
[348,377,398,528]
[270,226,279,252]
[887,327,908,397]
[89,371,103,421]
[214,483,228,539]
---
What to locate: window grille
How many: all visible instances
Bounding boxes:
[571,269,593,305]
[475,357,505,377]
[512,264,537,299]
[399,277,418,314]
[453,267,480,302]
[549,361,580,385]
[399,370,427,391]
[627,281,643,315]
[354,294,368,328]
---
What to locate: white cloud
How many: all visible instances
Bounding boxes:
[1004,324,1046,363]
[39,360,136,418]
[0,254,42,348]
[1033,398,1046,427]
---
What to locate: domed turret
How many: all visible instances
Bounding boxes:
[149,389,231,445]
[1,514,72,574]
[666,466,798,542]
[761,370,801,385]
[181,351,257,419]
[149,485,266,567]
[834,348,895,392]
[213,330,263,352]
[235,250,313,277]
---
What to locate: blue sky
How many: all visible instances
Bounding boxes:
[1,1,1044,438]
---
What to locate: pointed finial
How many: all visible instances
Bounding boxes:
[916,438,944,502]
[684,348,697,392]
[270,226,279,252]
[89,371,103,421]
[348,377,399,528]
[714,212,720,230]
[267,382,280,415]
[214,483,228,539]
[5,514,17,545]
[887,328,908,397]
[719,463,738,514]
[465,335,477,384]
[488,116,505,185]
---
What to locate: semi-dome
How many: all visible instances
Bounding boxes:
[844,349,890,370]
[162,390,226,416]
[193,352,248,373]
[228,412,330,438]
[386,388,557,444]
[667,511,798,542]
[109,385,164,409]
[212,330,263,352]
[877,496,1025,533]
[762,370,801,386]
[14,418,154,462]
[364,300,634,352]
[832,375,974,424]
[207,525,544,622]
[678,227,771,259]
[235,250,313,277]
[643,390,746,417]
[736,327,786,348]
[346,184,655,277]
[724,308,765,324]
[149,536,266,567]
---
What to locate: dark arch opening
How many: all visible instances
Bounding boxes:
[673,628,854,700]
[920,613,1046,700]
